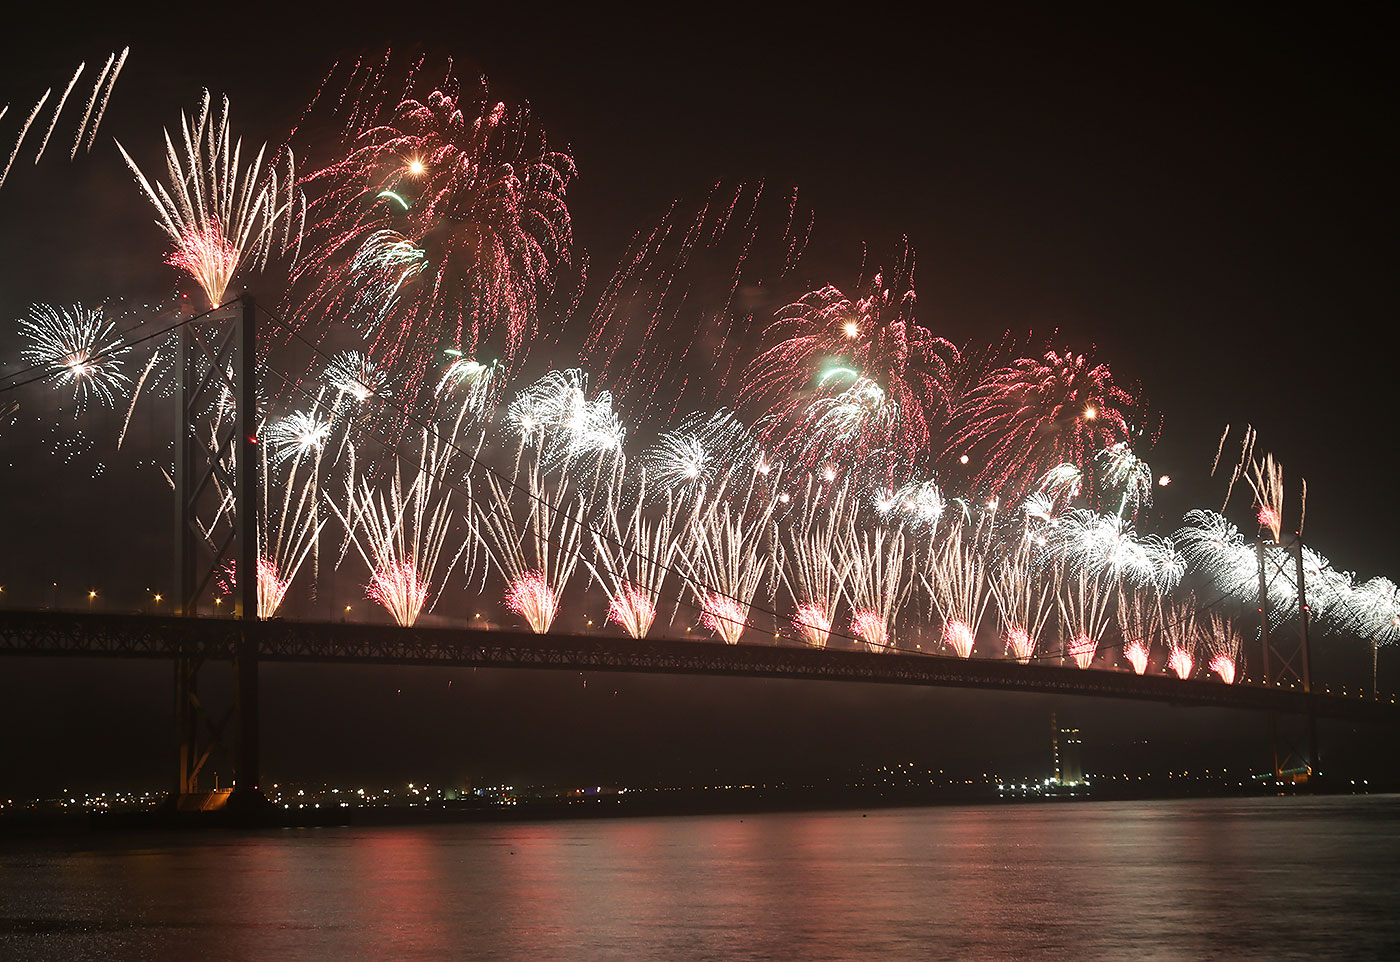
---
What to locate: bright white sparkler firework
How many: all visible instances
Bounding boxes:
[507,369,625,473]
[778,477,853,647]
[117,91,304,307]
[1039,462,1083,505]
[254,422,326,616]
[265,409,332,465]
[1052,508,1183,591]
[1094,442,1153,514]
[436,352,499,422]
[18,303,130,410]
[989,532,1055,663]
[1057,567,1115,668]
[642,410,762,505]
[476,455,588,633]
[325,350,390,403]
[793,374,900,463]
[584,474,679,639]
[330,430,467,626]
[836,521,912,652]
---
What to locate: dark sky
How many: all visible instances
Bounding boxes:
[0,5,1395,795]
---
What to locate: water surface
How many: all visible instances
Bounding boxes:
[2,795,1397,960]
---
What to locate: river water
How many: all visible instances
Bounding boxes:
[1,795,1397,960]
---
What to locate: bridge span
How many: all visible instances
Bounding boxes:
[0,608,1392,723]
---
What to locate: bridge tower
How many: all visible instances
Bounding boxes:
[172,295,261,807]
[1256,535,1318,781]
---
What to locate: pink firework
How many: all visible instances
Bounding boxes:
[851,608,891,652]
[295,75,574,407]
[1208,654,1237,685]
[701,593,749,645]
[607,587,657,639]
[166,224,241,307]
[1123,640,1150,675]
[742,249,958,473]
[1067,633,1098,669]
[368,560,429,627]
[1256,505,1281,535]
[216,556,294,619]
[506,570,559,634]
[1168,646,1195,680]
[943,619,976,659]
[793,602,833,647]
[1005,626,1035,663]
[947,347,1135,501]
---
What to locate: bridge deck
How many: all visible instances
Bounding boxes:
[0,609,1393,723]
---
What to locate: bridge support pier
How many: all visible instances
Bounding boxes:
[171,295,264,811]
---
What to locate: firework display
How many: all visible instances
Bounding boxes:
[2,48,1396,696]
[117,91,303,307]
[19,304,130,410]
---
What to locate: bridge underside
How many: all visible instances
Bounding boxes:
[1,609,1392,723]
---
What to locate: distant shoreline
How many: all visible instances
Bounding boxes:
[3,780,1389,837]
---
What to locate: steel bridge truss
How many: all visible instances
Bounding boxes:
[1,609,1392,725]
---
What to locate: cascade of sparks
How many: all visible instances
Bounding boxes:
[585,474,679,639]
[476,454,587,634]
[330,430,466,626]
[835,521,911,653]
[1057,567,1115,669]
[926,522,992,658]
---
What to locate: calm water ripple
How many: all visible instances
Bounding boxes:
[2,795,1398,961]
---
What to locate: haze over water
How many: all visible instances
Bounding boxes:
[2,795,1397,960]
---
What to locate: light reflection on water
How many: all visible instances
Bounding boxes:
[2,795,1398,961]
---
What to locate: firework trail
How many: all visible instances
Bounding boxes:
[1216,424,1256,512]
[117,91,304,307]
[947,346,1135,501]
[743,248,958,475]
[1057,566,1115,668]
[989,532,1056,663]
[476,455,587,634]
[835,520,912,652]
[294,69,573,409]
[778,477,853,646]
[18,304,130,410]
[680,476,779,645]
[581,182,811,420]
[584,474,680,638]
[71,48,128,158]
[1116,589,1162,675]
[924,521,992,658]
[330,429,467,626]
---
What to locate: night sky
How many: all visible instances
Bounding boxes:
[0,6,1395,796]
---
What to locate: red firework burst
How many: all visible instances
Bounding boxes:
[741,249,958,473]
[294,70,574,406]
[946,347,1135,500]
